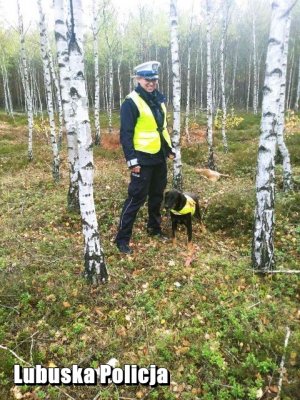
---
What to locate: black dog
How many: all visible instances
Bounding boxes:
[164,189,201,248]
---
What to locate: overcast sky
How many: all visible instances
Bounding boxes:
[1,0,205,29]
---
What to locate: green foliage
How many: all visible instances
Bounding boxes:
[205,188,255,236]
[0,112,299,400]
[214,108,244,130]
[285,110,300,134]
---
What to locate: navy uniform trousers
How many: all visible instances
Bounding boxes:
[115,162,167,245]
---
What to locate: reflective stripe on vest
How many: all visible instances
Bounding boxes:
[127,90,172,154]
[171,195,196,216]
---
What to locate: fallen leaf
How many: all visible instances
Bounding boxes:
[11,386,23,400]
[107,358,119,368]
[48,361,57,368]
[269,385,278,393]
[116,326,127,337]
[184,255,195,267]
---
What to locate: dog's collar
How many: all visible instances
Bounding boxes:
[171,194,196,216]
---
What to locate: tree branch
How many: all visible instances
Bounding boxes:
[274,327,291,400]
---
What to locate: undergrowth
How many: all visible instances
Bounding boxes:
[0,111,299,400]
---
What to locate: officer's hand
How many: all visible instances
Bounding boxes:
[131,165,141,173]
[168,154,175,160]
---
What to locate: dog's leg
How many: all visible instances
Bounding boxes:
[171,218,177,247]
[186,215,192,242]
[185,214,194,252]
[195,202,202,222]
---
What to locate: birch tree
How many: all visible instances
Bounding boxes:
[17,0,34,161]
[252,1,258,114]
[206,0,215,170]
[102,1,115,134]
[220,1,229,152]
[184,14,193,142]
[286,41,295,109]
[194,44,199,116]
[54,0,79,211]
[92,0,101,145]
[294,56,300,110]
[68,0,108,283]
[252,0,295,272]
[200,34,203,110]
[170,0,182,190]
[48,49,64,149]
[246,53,252,112]
[37,0,60,182]
[1,58,14,118]
[277,14,293,191]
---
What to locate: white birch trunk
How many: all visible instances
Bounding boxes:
[194,46,199,117]
[2,65,9,114]
[200,35,203,110]
[287,44,294,110]
[294,57,300,110]
[54,0,79,211]
[92,0,101,145]
[17,70,24,110]
[185,20,192,142]
[167,52,170,106]
[256,53,262,110]
[206,0,215,170]
[252,0,293,271]
[232,46,238,106]
[68,0,108,283]
[220,6,228,152]
[33,72,43,119]
[108,57,113,133]
[129,64,132,93]
[170,0,182,190]
[1,62,14,117]
[30,69,37,116]
[277,15,293,191]
[38,0,60,182]
[19,64,27,111]
[17,0,34,161]
[247,53,252,112]
[48,50,64,150]
[118,61,123,108]
[252,4,258,114]
[102,3,113,133]
[104,66,108,112]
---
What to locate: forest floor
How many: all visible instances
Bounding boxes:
[0,111,300,400]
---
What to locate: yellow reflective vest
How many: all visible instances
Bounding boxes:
[171,195,196,216]
[127,90,172,154]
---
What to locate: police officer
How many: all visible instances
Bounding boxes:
[115,61,174,254]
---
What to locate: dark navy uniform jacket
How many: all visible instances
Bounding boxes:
[120,84,173,167]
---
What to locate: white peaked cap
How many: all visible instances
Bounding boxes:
[133,61,160,79]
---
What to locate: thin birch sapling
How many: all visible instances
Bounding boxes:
[276,14,293,192]
[206,0,215,170]
[17,0,34,161]
[170,0,183,190]
[37,0,60,182]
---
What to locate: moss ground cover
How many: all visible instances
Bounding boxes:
[0,111,299,399]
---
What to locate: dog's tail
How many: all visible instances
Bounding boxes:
[194,202,202,221]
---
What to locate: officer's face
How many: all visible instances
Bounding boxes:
[137,77,158,93]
